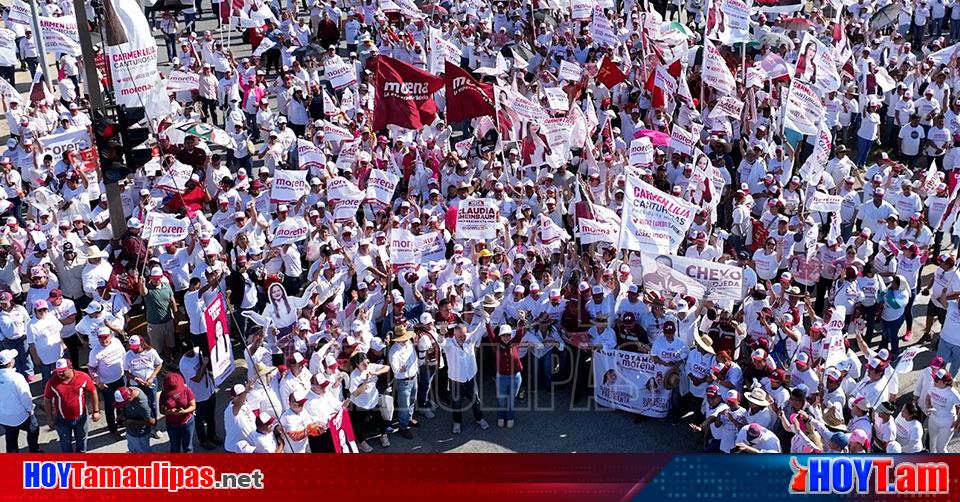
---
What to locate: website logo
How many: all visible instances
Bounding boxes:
[790,457,948,495]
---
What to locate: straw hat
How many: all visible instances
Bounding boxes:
[663,367,681,390]
[744,387,770,407]
[392,326,414,343]
[481,294,501,308]
[694,332,715,354]
[822,403,847,431]
[254,362,276,378]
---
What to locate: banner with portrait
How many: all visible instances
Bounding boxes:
[593,350,672,418]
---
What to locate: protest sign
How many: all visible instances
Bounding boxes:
[629,137,654,166]
[618,177,697,254]
[702,39,736,95]
[571,0,593,20]
[333,183,364,222]
[7,0,31,25]
[204,292,235,386]
[328,408,360,453]
[155,161,194,193]
[659,254,742,301]
[590,7,618,47]
[390,228,420,271]
[335,140,359,172]
[718,0,752,44]
[365,169,400,207]
[272,216,309,245]
[325,60,357,90]
[794,33,841,93]
[38,129,91,160]
[783,80,823,135]
[297,139,325,172]
[709,96,744,119]
[807,191,843,212]
[760,53,790,80]
[455,198,499,239]
[322,121,355,142]
[669,125,695,155]
[593,350,672,418]
[270,170,309,204]
[166,71,200,92]
[103,1,171,120]
[415,231,447,263]
[543,87,570,111]
[146,212,189,247]
[558,60,583,81]
[576,203,621,245]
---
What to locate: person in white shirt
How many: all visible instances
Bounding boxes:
[348,352,391,452]
[87,328,126,438]
[179,347,219,450]
[444,317,491,430]
[223,383,257,453]
[895,401,925,453]
[388,326,419,438]
[26,299,64,385]
[0,348,39,452]
[733,422,782,453]
[279,389,313,453]
[924,368,960,453]
[250,412,285,453]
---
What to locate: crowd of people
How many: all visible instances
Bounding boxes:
[0,0,960,455]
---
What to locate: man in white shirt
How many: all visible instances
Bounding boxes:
[0,349,39,452]
[26,299,64,385]
[388,326,419,438]
[179,347,219,450]
[441,322,490,434]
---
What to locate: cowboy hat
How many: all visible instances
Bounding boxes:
[662,367,681,390]
[392,326,414,343]
[744,387,770,407]
[822,403,847,431]
[481,294,500,308]
[694,332,715,354]
[254,362,276,378]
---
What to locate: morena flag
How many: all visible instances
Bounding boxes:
[372,55,444,131]
[443,61,495,123]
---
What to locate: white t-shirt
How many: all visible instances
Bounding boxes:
[25,315,64,364]
[349,364,386,410]
[89,339,125,384]
[123,348,163,382]
[894,415,924,453]
[752,249,780,280]
[898,124,925,156]
[927,386,960,425]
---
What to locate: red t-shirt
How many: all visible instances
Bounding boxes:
[160,386,196,427]
[43,371,96,421]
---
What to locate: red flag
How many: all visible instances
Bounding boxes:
[596,57,627,89]
[372,55,444,131]
[643,59,682,109]
[444,61,495,123]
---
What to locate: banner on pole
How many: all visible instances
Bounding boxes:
[204,292,235,386]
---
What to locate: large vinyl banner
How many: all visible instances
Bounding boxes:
[104,0,171,120]
[618,177,697,254]
[594,350,672,418]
